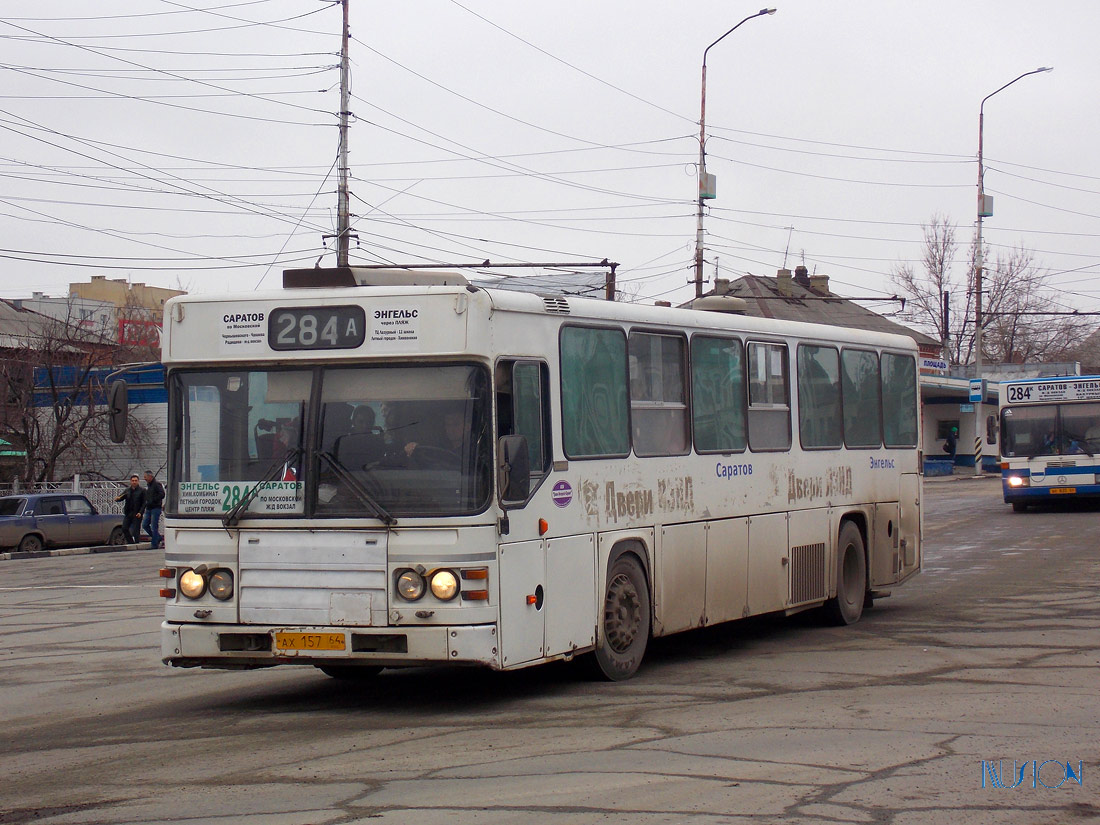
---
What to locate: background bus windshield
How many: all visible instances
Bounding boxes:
[1001,402,1100,458]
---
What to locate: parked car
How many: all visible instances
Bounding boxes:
[0,494,128,553]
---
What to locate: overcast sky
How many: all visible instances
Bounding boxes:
[3,1,1099,324]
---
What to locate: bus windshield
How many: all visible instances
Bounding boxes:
[169,364,492,518]
[1001,402,1100,458]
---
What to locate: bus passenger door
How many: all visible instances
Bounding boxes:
[705,518,749,625]
[498,540,544,667]
[898,473,921,580]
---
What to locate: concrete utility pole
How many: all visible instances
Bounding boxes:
[973,66,1052,476]
[693,9,776,298]
[336,0,353,267]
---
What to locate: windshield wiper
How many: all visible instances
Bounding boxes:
[223,447,300,527]
[319,451,396,526]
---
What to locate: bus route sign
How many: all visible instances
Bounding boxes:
[177,481,304,514]
[1005,378,1100,404]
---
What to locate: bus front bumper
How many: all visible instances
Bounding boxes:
[1002,480,1100,504]
[161,621,500,670]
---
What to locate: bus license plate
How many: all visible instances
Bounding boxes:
[1049,487,1076,495]
[274,632,346,651]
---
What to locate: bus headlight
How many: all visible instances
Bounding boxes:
[430,570,459,601]
[178,569,206,599]
[396,569,425,601]
[1007,475,1029,488]
[208,569,234,601]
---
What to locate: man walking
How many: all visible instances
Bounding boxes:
[114,474,144,543]
[142,469,165,549]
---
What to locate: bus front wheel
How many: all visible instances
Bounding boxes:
[825,522,867,626]
[592,554,650,681]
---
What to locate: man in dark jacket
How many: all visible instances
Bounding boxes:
[943,426,958,462]
[115,474,144,543]
[142,470,165,549]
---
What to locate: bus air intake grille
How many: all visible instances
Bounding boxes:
[1045,460,1075,469]
[790,542,826,605]
[541,297,571,315]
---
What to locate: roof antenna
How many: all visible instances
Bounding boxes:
[782,226,794,268]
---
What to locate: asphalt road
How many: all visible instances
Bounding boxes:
[0,479,1096,825]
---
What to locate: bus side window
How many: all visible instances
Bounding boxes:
[560,327,630,458]
[841,348,882,448]
[691,335,746,453]
[629,332,689,457]
[497,360,552,489]
[881,352,918,448]
[747,342,791,451]
[797,344,842,449]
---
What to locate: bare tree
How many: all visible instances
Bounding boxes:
[981,245,1094,363]
[893,215,1096,366]
[891,215,974,364]
[1066,328,1100,374]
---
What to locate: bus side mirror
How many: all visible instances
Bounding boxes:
[986,414,998,446]
[108,380,128,444]
[498,435,530,506]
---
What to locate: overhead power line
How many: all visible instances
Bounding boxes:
[445,0,690,125]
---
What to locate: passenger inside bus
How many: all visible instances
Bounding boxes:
[350,404,378,433]
[404,409,465,467]
[1040,428,1057,454]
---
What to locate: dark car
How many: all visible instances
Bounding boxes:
[0,494,128,553]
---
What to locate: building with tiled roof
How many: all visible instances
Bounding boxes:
[684,265,941,357]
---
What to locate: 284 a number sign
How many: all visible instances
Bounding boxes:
[268,306,365,351]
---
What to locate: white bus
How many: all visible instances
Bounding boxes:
[146,267,922,681]
[999,375,1100,512]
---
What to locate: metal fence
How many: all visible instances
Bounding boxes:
[0,479,128,515]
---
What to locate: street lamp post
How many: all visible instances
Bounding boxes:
[972,66,1052,476]
[694,8,776,298]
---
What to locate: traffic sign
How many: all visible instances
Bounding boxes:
[969,378,983,403]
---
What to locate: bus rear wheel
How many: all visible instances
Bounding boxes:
[825,522,867,626]
[592,554,650,681]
